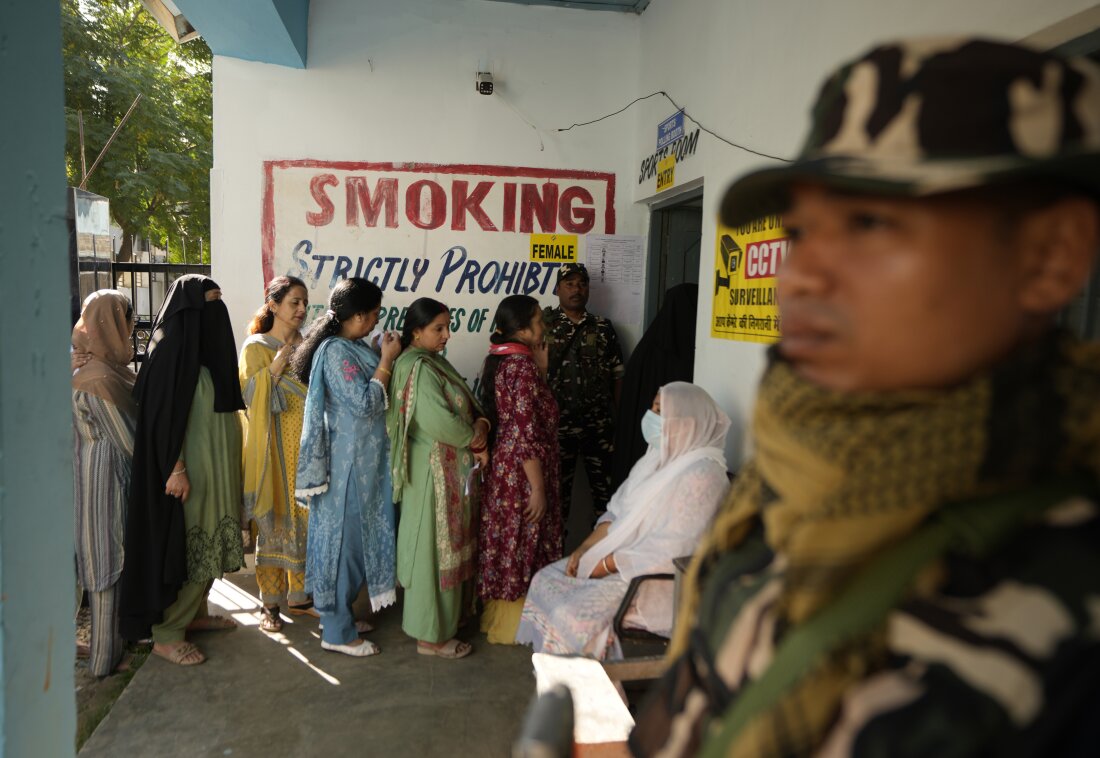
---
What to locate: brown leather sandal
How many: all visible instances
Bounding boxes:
[152,641,206,666]
[260,605,283,633]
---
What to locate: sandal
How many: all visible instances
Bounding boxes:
[186,615,237,632]
[287,601,320,618]
[152,641,206,666]
[321,639,381,657]
[260,605,283,633]
[417,639,473,659]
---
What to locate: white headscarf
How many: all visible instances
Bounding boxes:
[577,381,731,579]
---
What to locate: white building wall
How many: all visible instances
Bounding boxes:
[212,0,646,379]
[633,0,1100,467]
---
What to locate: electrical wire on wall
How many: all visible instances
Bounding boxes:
[496,90,546,152]
[557,90,792,163]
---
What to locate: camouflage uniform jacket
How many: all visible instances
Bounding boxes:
[543,306,624,433]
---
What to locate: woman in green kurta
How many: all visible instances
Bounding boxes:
[388,298,491,659]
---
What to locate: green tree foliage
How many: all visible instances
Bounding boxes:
[62,0,212,263]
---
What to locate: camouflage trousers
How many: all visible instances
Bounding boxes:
[558,422,615,527]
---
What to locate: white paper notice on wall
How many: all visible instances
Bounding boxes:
[584,234,646,331]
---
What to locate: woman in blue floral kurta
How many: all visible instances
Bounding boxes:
[293,278,403,657]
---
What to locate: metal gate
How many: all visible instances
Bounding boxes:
[69,187,211,363]
[74,257,210,364]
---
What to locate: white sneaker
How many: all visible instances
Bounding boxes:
[321,639,380,657]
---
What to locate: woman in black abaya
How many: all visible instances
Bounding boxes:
[118,275,246,666]
[610,283,699,489]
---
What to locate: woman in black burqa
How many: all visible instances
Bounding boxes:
[118,275,246,666]
[610,283,699,489]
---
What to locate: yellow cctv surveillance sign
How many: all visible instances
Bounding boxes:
[711,214,786,343]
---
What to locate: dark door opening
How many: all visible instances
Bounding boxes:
[645,189,703,329]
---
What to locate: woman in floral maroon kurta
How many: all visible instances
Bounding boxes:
[477,295,562,644]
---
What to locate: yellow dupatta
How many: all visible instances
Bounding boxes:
[239,334,306,527]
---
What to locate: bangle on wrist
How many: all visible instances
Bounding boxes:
[377,366,391,376]
[171,467,187,477]
[600,556,609,575]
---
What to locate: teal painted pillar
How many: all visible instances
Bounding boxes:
[0,0,77,755]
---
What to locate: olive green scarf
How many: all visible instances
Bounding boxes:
[669,332,1100,757]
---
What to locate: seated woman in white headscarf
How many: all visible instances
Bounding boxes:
[516,381,730,660]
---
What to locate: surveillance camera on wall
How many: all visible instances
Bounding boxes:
[476,71,494,95]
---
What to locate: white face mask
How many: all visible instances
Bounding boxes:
[641,409,663,448]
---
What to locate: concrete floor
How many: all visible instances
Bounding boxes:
[80,470,601,757]
[79,569,538,757]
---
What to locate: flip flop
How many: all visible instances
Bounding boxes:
[417,639,472,659]
[152,641,206,666]
[186,615,237,632]
[287,602,321,618]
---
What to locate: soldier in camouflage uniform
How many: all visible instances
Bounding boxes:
[633,38,1100,758]
[543,263,624,527]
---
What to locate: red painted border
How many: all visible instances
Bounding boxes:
[260,160,617,285]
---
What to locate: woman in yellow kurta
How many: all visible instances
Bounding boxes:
[239,276,313,632]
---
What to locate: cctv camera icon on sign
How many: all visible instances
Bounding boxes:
[715,234,741,295]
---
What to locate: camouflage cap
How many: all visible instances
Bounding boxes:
[557,262,590,283]
[719,37,1100,227]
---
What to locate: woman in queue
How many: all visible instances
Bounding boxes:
[72,290,138,676]
[387,298,490,660]
[476,295,562,645]
[118,275,246,666]
[238,275,317,632]
[292,278,401,657]
[516,382,730,660]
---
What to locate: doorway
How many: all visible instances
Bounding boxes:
[645,188,703,330]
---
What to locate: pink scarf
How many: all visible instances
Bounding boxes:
[488,342,532,357]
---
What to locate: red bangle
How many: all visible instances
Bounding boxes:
[470,443,487,454]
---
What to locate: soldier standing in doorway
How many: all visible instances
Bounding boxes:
[544,263,624,529]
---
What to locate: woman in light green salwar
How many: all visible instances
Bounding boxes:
[180,367,244,582]
[388,298,491,659]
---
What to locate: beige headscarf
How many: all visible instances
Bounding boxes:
[71,290,137,416]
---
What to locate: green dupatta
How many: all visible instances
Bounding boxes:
[387,348,484,590]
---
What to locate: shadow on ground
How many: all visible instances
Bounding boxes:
[78,568,537,757]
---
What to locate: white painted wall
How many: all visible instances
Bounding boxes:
[212,0,647,377]
[634,0,1100,467]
